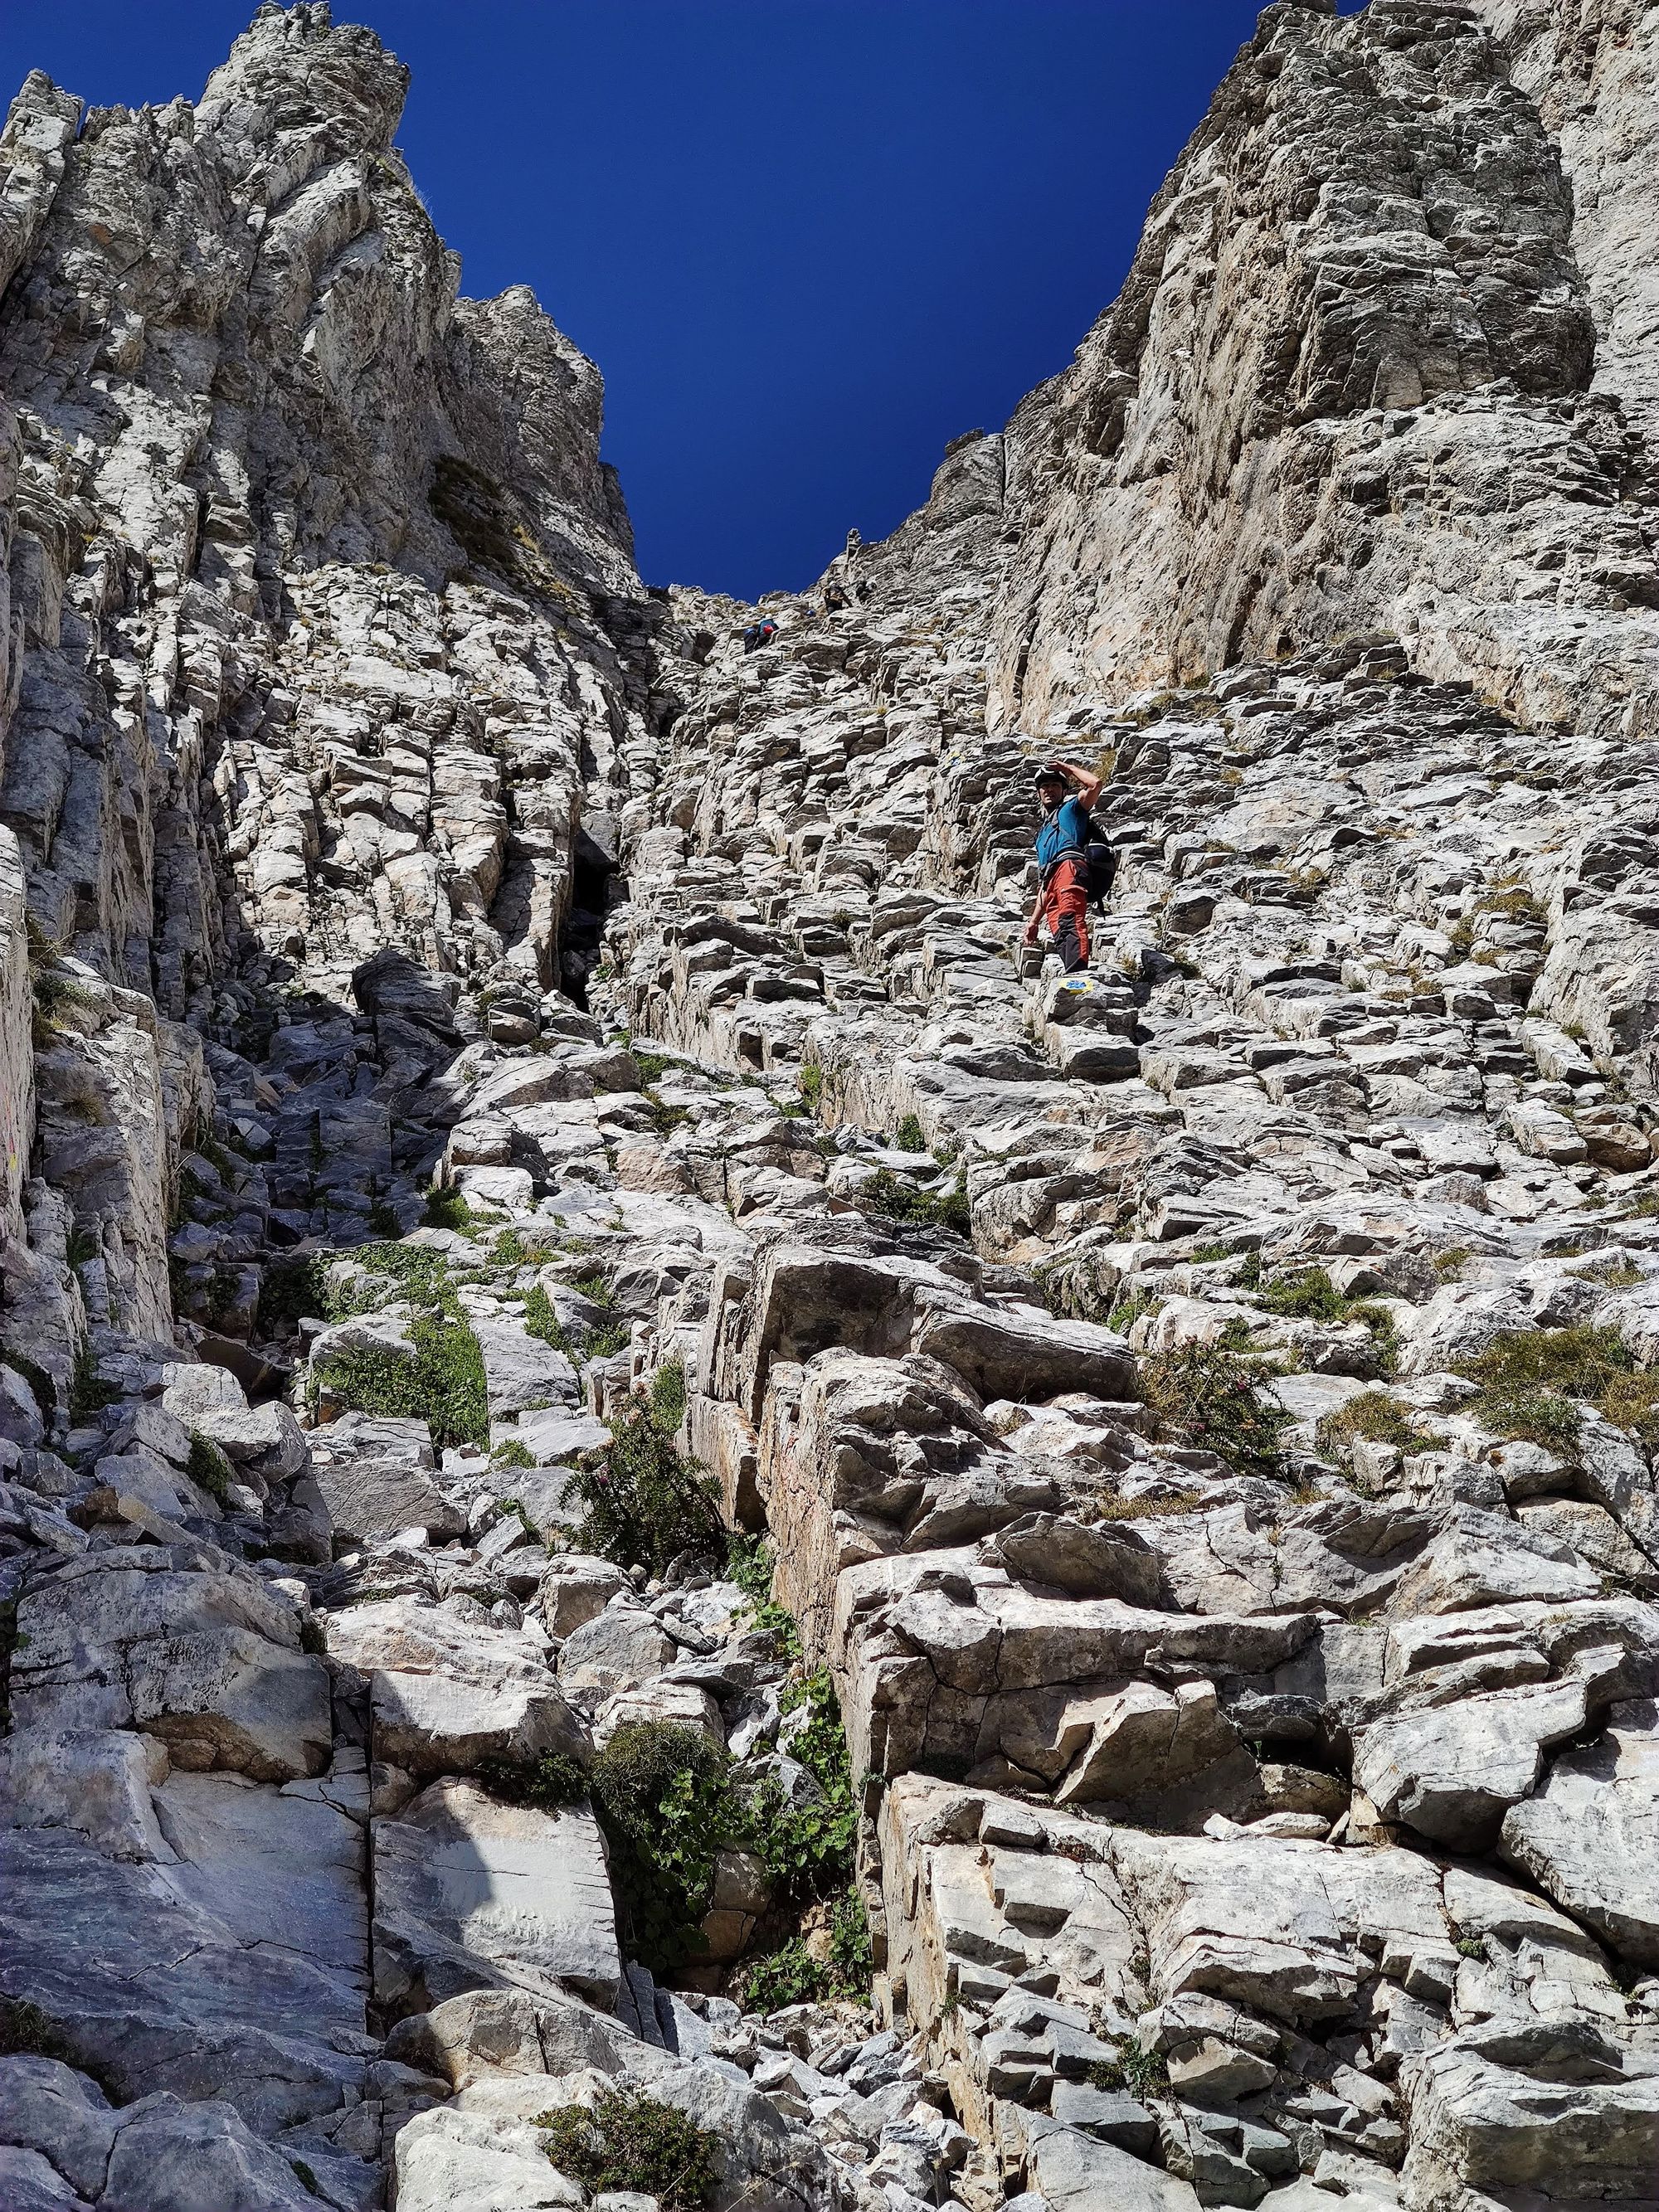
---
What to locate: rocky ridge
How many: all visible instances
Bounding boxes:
[2,4,1659,2211]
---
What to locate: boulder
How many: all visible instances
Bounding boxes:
[324,1596,584,1779]
[12,1549,331,1782]
[372,1779,620,2016]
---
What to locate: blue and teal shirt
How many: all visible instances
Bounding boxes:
[1034,794,1090,873]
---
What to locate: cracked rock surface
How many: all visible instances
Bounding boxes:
[3,4,1659,2210]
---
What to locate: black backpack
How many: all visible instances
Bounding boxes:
[1084,821,1117,910]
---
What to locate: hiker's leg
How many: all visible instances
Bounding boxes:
[1053,873,1090,972]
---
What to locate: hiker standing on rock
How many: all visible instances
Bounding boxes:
[1023,758,1102,974]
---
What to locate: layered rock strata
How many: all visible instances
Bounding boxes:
[2,6,1659,2212]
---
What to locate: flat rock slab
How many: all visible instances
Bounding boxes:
[372,1779,620,2016]
[1501,1697,1659,1967]
[0,1828,367,2132]
[12,1548,330,1782]
[153,1769,368,1984]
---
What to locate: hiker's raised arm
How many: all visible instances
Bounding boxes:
[1060,759,1102,808]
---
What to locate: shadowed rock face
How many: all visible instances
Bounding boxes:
[3,6,1659,2210]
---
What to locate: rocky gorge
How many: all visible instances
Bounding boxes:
[2,2,1659,2208]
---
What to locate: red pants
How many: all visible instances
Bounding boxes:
[1038,859,1090,972]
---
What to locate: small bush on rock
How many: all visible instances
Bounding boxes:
[186,1431,234,1504]
[538,2089,719,2212]
[860,1165,971,1236]
[590,1723,748,1976]
[572,1404,722,1575]
[1137,1340,1291,1477]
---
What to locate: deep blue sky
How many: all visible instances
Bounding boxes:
[1,3,1345,597]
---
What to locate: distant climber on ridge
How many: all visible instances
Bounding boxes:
[1022,757,1102,974]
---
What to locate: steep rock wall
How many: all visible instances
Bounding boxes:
[2,9,1659,2212]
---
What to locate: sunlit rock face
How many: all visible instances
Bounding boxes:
[3,6,1659,2210]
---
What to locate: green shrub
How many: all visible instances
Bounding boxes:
[491,1438,536,1471]
[186,1431,234,1504]
[741,1894,875,2012]
[538,2089,719,2212]
[860,1166,971,1236]
[479,1749,591,1809]
[649,1357,687,1433]
[893,1112,927,1153]
[1086,2035,1169,2097]
[741,1936,823,2013]
[589,1723,748,1976]
[724,1533,800,1655]
[798,1064,824,1112]
[582,1320,633,1360]
[572,1405,722,1574]
[314,1308,489,1449]
[68,1345,119,1423]
[752,1669,857,1899]
[1137,1341,1291,1477]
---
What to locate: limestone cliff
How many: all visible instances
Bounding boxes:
[2,7,1659,2212]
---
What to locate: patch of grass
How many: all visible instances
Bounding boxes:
[538,2089,720,2212]
[1572,1257,1642,1290]
[68,1345,119,1423]
[491,1439,537,1471]
[893,1112,927,1153]
[523,1283,570,1355]
[1447,1324,1659,1454]
[1137,1340,1292,1477]
[572,1404,722,1576]
[1091,1488,1204,1521]
[1107,1288,1165,1335]
[1258,1267,1349,1323]
[0,1997,73,2064]
[797,1064,824,1112]
[1315,1390,1443,1461]
[1258,1267,1399,1373]
[1433,1247,1472,1281]
[422,1185,478,1235]
[31,964,96,1045]
[186,1431,234,1504]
